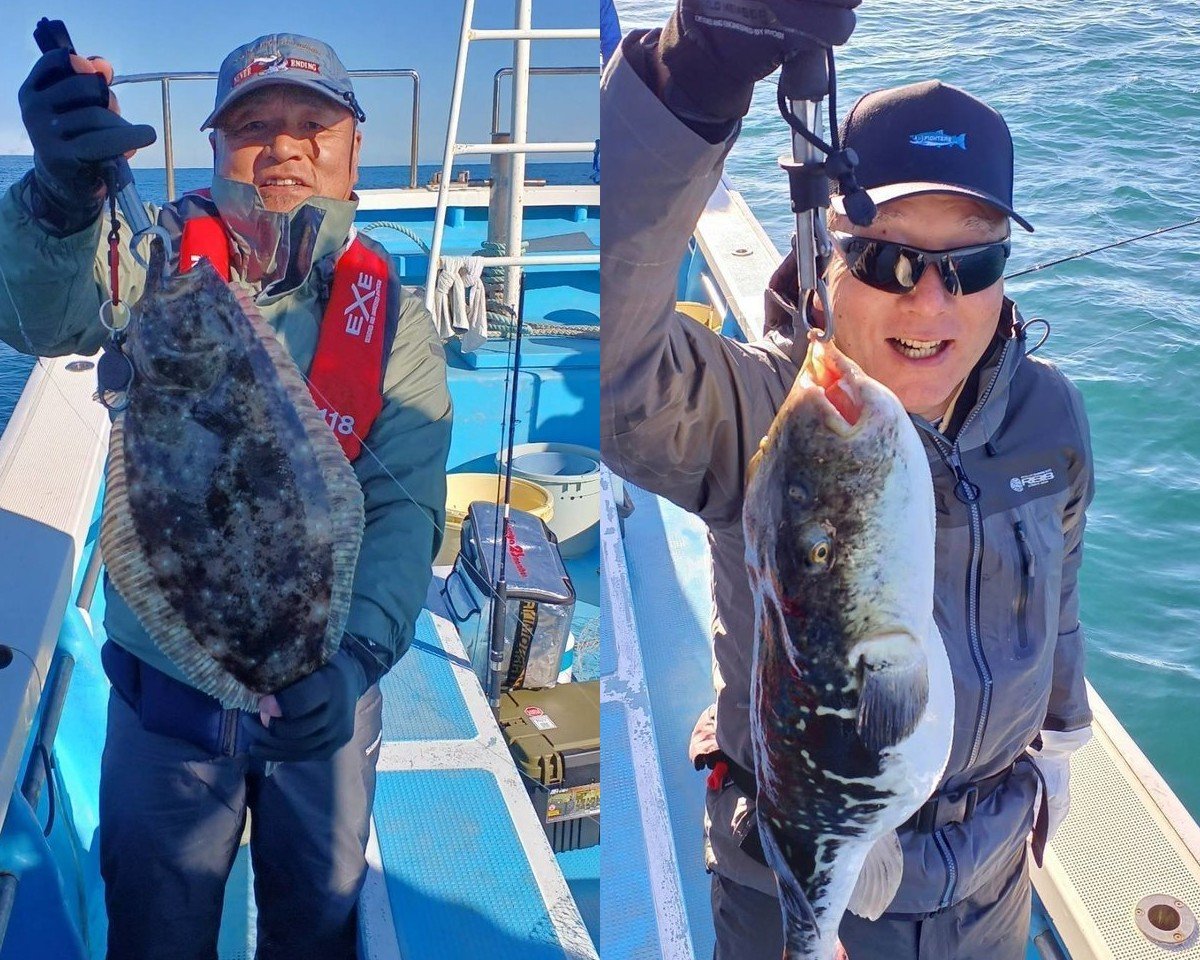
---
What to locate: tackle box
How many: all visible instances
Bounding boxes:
[441,502,575,691]
[499,681,600,852]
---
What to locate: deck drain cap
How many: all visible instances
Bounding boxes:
[1134,894,1196,946]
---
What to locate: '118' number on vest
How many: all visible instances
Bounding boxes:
[318,408,356,437]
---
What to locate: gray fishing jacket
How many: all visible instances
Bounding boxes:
[0,173,452,691]
[601,35,1094,914]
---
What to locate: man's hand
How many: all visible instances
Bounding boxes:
[247,644,370,762]
[18,48,155,216]
[658,0,860,127]
[834,941,850,960]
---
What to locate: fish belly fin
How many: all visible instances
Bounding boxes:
[856,650,929,753]
[846,831,903,921]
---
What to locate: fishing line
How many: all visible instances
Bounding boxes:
[0,258,111,448]
[1056,315,1163,363]
[301,373,509,612]
[0,641,46,702]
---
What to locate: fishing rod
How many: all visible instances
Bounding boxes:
[487,272,528,714]
[1003,215,1200,360]
[1005,215,1200,280]
[776,47,875,341]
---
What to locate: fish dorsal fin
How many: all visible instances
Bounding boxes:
[856,645,929,753]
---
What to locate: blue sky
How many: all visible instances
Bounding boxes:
[0,0,600,168]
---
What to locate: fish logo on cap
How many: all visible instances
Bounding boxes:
[909,129,967,150]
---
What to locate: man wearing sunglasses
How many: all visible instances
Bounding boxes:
[601,1,1094,958]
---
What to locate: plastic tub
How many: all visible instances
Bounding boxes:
[435,473,554,567]
[497,442,601,558]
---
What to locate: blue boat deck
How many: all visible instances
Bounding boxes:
[357,601,597,959]
[599,478,1072,960]
[355,198,601,957]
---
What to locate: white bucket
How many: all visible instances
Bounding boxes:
[497,442,601,558]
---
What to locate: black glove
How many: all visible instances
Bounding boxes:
[18,48,156,227]
[660,0,860,128]
[247,643,371,762]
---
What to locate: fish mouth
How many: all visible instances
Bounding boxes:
[802,339,867,435]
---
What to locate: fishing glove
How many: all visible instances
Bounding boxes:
[659,0,861,131]
[18,48,156,233]
[247,640,378,763]
[1028,725,1093,842]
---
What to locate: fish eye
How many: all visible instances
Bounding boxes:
[802,526,835,571]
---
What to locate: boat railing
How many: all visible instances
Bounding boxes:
[0,353,110,954]
[490,65,599,138]
[111,68,422,199]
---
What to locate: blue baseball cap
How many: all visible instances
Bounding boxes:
[201,34,365,130]
[832,80,1033,233]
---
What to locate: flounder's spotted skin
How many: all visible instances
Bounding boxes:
[744,342,952,959]
[100,243,364,710]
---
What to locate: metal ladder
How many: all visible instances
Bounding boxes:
[423,0,600,317]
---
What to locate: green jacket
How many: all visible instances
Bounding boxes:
[0,173,452,688]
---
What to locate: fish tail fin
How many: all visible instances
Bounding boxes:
[856,645,929,753]
[954,134,967,150]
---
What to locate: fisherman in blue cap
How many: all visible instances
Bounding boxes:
[602,1,1095,958]
[3,33,452,959]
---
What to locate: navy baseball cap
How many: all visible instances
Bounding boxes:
[831,80,1033,233]
[202,34,365,130]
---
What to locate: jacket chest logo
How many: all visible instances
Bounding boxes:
[1010,468,1055,493]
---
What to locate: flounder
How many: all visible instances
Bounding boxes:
[100,241,364,711]
[743,338,954,959]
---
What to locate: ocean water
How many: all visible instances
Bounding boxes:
[617,0,1200,817]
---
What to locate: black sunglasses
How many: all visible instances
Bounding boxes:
[831,231,1012,296]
